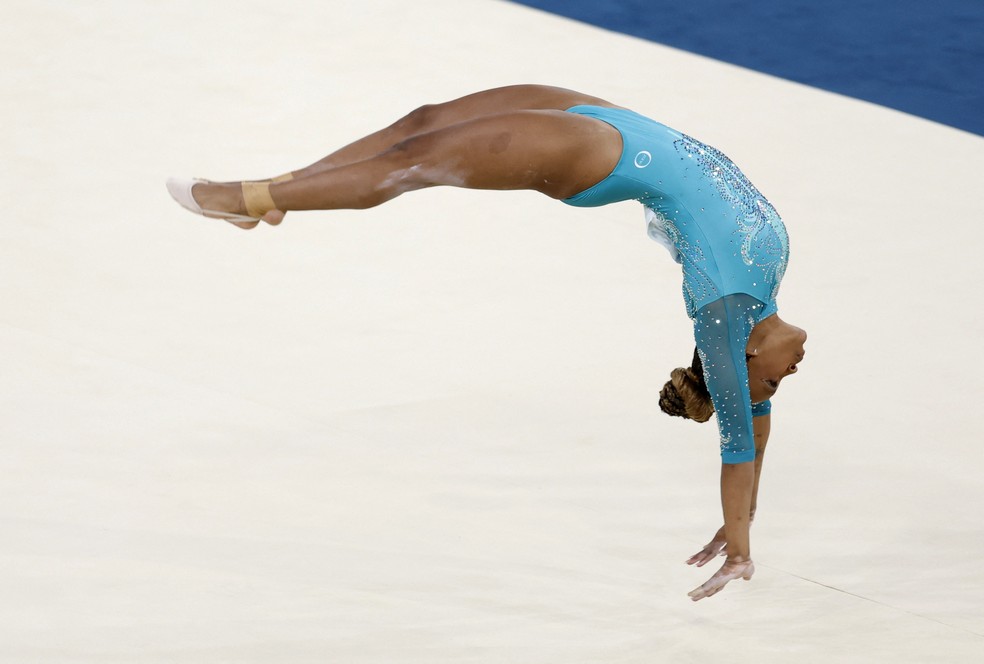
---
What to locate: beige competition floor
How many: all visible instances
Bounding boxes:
[2,0,983,661]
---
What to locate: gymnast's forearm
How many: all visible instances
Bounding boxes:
[749,413,771,520]
[720,461,755,560]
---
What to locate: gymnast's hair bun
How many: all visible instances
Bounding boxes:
[658,349,714,423]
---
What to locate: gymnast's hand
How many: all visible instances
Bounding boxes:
[686,511,755,567]
[686,526,728,567]
[688,557,755,602]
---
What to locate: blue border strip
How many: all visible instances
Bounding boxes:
[511,0,984,136]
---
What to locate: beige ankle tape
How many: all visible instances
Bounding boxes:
[242,182,276,218]
[271,172,294,183]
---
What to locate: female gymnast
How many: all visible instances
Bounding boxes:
[167,84,807,602]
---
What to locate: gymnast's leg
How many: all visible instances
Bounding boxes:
[187,109,622,228]
[259,85,616,181]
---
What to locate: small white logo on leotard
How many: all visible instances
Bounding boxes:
[634,151,652,168]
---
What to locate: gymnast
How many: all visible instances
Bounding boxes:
[167,84,807,602]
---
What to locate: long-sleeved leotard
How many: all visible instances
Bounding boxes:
[562,106,788,463]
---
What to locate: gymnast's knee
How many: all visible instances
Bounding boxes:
[393,103,440,134]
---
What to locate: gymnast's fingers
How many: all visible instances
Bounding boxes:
[688,559,754,601]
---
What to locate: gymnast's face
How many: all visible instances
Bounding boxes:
[746,325,807,403]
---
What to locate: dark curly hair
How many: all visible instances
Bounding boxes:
[658,348,714,423]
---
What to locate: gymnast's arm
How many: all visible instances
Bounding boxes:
[686,402,771,568]
[749,406,771,523]
[712,406,771,576]
[685,294,762,600]
[718,408,770,575]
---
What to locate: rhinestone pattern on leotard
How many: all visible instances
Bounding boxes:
[693,294,765,462]
[656,210,720,316]
[673,134,789,303]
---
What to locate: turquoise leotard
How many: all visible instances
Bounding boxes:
[562,106,789,464]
